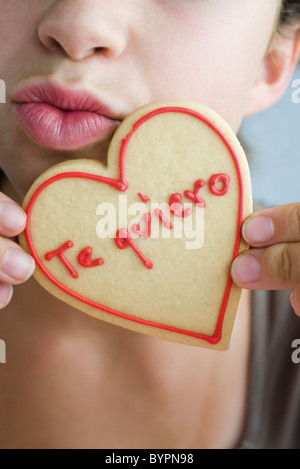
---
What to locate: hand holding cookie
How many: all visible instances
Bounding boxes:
[232,203,300,316]
[0,193,35,308]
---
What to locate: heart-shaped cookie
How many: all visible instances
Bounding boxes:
[19,100,252,350]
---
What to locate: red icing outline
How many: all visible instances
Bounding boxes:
[25,107,244,345]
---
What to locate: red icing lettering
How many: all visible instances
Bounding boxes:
[78,247,104,268]
[115,228,153,270]
[154,209,173,230]
[45,241,79,279]
[132,213,152,238]
[209,173,230,196]
[184,180,206,207]
[169,193,193,218]
[138,193,151,203]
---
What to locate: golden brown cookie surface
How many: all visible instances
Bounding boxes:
[19,100,252,350]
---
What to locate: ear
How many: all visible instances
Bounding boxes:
[246,28,300,115]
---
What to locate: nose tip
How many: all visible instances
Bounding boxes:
[38,3,127,62]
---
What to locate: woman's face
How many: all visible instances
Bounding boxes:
[0,0,280,196]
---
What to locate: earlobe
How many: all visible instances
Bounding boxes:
[246,29,300,116]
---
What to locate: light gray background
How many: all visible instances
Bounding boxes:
[239,65,300,207]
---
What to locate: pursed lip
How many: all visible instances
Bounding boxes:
[12,81,122,150]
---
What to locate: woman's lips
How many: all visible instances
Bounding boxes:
[12,83,122,151]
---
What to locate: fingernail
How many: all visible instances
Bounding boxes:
[232,254,261,283]
[243,216,274,244]
[2,248,35,281]
[0,283,13,308]
[0,202,26,231]
[291,290,298,311]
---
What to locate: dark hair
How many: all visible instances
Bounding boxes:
[280,0,300,25]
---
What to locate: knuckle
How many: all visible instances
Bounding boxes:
[278,244,293,282]
[288,203,300,237]
[274,244,298,284]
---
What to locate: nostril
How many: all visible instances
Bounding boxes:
[80,47,107,60]
[41,36,62,53]
[50,38,62,52]
[80,47,104,59]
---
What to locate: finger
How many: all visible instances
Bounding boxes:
[231,242,300,290]
[0,283,13,309]
[0,236,35,285]
[290,286,300,317]
[0,193,27,237]
[290,283,300,316]
[242,203,300,248]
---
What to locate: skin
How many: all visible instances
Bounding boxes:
[0,0,300,448]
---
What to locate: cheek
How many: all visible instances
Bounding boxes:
[142,7,275,132]
[0,2,47,75]
[145,43,257,132]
